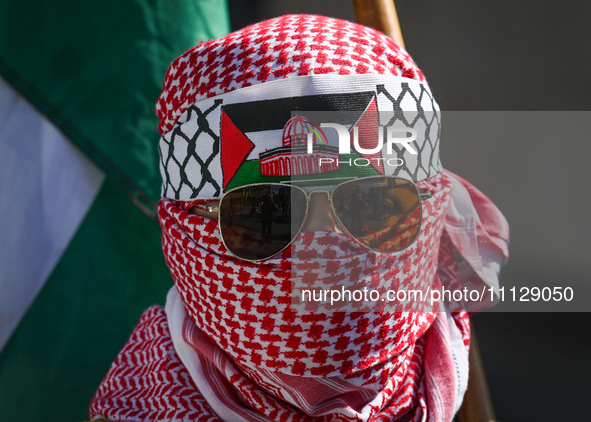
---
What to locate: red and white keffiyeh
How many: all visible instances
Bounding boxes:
[90,170,507,422]
[155,15,425,137]
[158,172,454,380]
[90,14,510,422]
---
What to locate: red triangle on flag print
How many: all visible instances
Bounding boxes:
[349,98,384,174]
[221,110,255,189]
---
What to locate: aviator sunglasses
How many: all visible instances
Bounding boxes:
[194,176,432,262]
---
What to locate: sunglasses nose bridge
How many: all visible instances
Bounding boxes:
[301,190,340,233]
[306,189,331,198]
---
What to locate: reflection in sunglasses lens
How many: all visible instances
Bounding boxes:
[331,178,421,252]
[219,185,307,261]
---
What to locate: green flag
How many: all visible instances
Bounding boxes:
[0,1,230,420]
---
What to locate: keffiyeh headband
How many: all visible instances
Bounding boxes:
[156,15,442,200]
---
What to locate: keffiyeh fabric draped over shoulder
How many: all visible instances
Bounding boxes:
[90,14,509,422]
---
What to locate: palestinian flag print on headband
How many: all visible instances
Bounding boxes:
[159,74,442,200]
[220,90,376,190]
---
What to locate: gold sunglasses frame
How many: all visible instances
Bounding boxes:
[203,176,432,262]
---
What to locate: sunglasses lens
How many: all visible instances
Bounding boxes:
[219,185,308,261]
[331,177,422,252]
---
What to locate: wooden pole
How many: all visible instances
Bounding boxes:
[351,2,498,420]
[455,327,497,422]
[352,0,405,48]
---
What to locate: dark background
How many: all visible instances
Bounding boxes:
[227,1,591,420]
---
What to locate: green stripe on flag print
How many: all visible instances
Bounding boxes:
[0,0,230,420]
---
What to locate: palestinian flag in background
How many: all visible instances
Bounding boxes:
[0,1,229,420]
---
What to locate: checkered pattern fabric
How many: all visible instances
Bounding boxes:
[90,165,512,420]
[158,172,452,377]
[89,307,220,421]
[89,304,470,421]
[156,14,426,135]
[376,83,441,181]
[159,101,224,199]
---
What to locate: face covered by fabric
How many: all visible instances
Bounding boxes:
[160,170,451,378]
[85,14,510,422]
[154,14,483,421]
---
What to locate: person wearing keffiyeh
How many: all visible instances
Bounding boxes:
[89,15,509,422]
